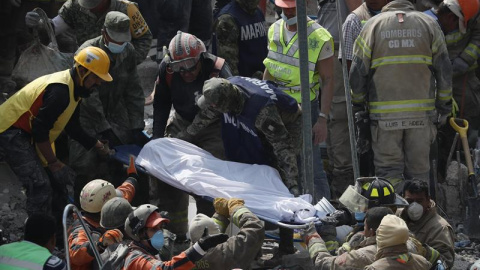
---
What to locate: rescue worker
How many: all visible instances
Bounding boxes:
[0,213,66,270]
[364,215,432,270]
[264,0,333,202]
[118,204,229,269]
[317,0,362,199]
[151,31,232,251]
[187,197,264,269]
[399,180,455,269]
[180,76,302,266]
[425,0,480,164]
[25,0,152,64]
[69,11,146,204]
[68,157,137,270]
[302,206,393,269]
[214,0,268,78]
[0,46,112,217]
[349,0,453,191]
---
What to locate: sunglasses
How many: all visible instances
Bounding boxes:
[167,57,199,73]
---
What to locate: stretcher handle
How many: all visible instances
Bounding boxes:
[450,118,469,138]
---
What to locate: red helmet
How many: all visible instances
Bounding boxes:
[167,31,206,72]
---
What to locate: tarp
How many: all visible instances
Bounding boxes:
[136,138,320,224]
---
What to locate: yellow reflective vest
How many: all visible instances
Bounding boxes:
[263,19,333,103]
[0,70,79,163]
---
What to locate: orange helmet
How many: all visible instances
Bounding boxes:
[444,0,479,33]
[275,0,296,8]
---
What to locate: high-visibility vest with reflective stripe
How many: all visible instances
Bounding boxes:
[263,19,333,103]
[0,69,78,164]
[0,241,51,270]
[352,2,451,120]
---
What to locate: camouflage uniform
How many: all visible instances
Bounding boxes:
[214,0,268,78]
[59,0,152,63]
[186,77,302,190]
[69,13,144,204]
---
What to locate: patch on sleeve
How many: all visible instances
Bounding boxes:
[126,3,149,38]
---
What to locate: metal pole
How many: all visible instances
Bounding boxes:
[63,204,104,269]
[335,0,360,181]
[296,0,314,198]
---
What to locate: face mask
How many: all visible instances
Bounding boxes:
[107,41,127,54]
[407,202,424,221]
[149,230,165,251]
[354,212,366,225]
[281,12,297,26]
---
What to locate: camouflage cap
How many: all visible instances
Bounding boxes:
[104,11,131,43]
[78,0,102,9]
[197,78,237,112]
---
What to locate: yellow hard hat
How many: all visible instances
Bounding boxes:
[74,46,113,82]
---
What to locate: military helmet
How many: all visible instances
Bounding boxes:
[79,179,116,214]
[100,197,133,229]
[125,204,169,241]
[358,177,408,208]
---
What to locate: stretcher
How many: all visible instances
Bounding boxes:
[112,138,336,229]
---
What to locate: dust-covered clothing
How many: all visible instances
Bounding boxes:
[194,207,264,270]
[214,1,268,77]
[186,76,302,190]
[58,0,152,63]
[364,244,431,270]
[308,235,376,270]
[67,180,136,270]
[399,201,455,269]
[349,0,452,185]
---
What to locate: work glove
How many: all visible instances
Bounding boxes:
[354,111,371,154]
[300,222,321,245]
[127,155,138,178]
[196,230,229,251]
[436,113,450,127]
[99,229,123,247]
[452,57,469,76]
[100,129,122,148]
[213,198,229,217]
[227,198,245,216]
[321,208,355,227]
[50,163,76,189]
[9,0,21,7]
[315,222,337,243]
[131,128,150,146]
[25,11,41,28]
[96,140,114,158]
[289,185,300,197]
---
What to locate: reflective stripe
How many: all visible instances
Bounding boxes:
[438,89,452,101]
[355,36,371,58]
[325,240,339,252]
[285,23,322,56]
[278,82,318,91]
[213,217,227,231]
[464,43,480,60]
[369,99,435,113]
[446,31,464,45]
[272,22,282,53]
[232,207,250,226]
[309,242,328,258]
[267,51,317,71]
[351,91,366,103]
[0,256,44,270]
[432,37,443,54]
[371,55,432,68]
[429,248,440,263]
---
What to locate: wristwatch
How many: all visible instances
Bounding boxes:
[318,112,328,120]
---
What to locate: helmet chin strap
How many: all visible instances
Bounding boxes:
[75,64,91,87]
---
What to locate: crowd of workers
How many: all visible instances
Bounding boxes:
[0,0,479,268]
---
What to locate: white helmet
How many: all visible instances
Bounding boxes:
[470,259,480,270]
[80,179,116,213]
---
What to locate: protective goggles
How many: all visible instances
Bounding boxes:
[167,57,199,73]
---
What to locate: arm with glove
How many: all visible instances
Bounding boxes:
[198,198,264,270]
[115,155,138,203]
